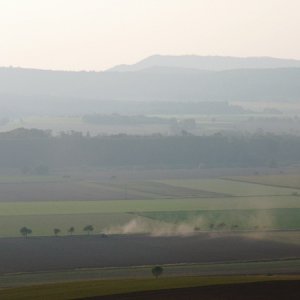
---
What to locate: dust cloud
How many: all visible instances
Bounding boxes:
[104,216,205,237]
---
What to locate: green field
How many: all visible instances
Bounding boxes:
[0,201,299,237]
[138,208,300,230]
[0,213,134,237]
[1,195,300,216]
[0,275,299,300]
[0,174,300,237]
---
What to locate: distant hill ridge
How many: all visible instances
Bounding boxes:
[107,55,300,72]
[1,55,300,116]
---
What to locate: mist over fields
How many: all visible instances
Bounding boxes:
[1,55,300,174]
[1,55,300,291]
[1,0,300,296]
[1,55,300,117]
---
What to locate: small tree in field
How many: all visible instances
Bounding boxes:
[20,227,32,238]
[68,226,75,235]
[53,228,61,236]
[83,225,94,235]
[152,266,163,279]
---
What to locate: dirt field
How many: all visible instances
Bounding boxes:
[1,234,300,274]
[0,181,149,202]
[0,180,230,202]
[83,280,300,300]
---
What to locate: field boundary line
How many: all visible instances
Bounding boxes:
[222,177,300,191]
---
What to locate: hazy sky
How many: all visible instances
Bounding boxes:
[0,0,299,71]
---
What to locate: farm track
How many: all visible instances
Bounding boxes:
[222,177,300,190]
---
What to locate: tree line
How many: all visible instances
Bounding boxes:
[1,128,300,170]
[19,225,98,238]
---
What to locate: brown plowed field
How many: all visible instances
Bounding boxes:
[0,180,226,202]
[0,182,143,202]
[81,280,300,300]
[0,234,300,274]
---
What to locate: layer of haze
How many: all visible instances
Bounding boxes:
[0,0,300,71]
